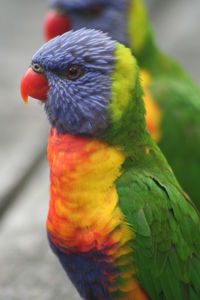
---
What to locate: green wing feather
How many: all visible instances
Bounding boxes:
[116,146,200,300]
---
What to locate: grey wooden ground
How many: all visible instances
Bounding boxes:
[0,0,49,213]
[0,0,199,299]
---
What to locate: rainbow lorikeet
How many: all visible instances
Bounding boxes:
[43,0,200,209]
[20,29,200,300]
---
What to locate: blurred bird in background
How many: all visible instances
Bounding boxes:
[20,28,200,300]
[43,0,200,209]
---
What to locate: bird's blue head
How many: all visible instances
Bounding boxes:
[21,29,139,141]
[21,29,115,135]
[44,0,129,46]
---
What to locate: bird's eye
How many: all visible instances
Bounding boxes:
[66,65,83,81]
[32,63,45,74]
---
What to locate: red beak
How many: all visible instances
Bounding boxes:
[20,68,49,104]
[43,10,71,41]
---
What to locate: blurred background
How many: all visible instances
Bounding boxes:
[0,0,199,299]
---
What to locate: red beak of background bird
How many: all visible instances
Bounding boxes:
[20,68,49,104]
[44,10,71,41]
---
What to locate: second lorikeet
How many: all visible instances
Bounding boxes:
[43,0,200,209]
[21,29,200,300]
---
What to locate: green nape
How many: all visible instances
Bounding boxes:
[98,44,180,190]
[99,43,151,157]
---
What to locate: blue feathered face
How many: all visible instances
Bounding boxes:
[31,29,116,135]
[47,0,129,46]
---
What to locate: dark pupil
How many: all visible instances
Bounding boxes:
[66,65,83,80]
[69,67,78,76]
[34,64,40,71]
[67,66,81,80]
[32,63,43,73]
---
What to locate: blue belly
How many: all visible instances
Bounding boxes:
[48,236,116,300]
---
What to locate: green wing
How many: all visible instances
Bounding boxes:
[116,163,200,300]
[149,72,200,208]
